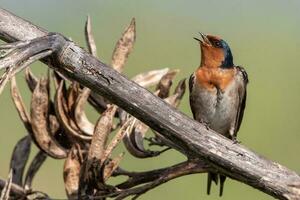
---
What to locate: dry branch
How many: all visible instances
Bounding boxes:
[110,159,209,199]
[0,8,300,200]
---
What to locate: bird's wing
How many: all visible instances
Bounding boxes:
[233,66,248,137]
[189,73,196,119]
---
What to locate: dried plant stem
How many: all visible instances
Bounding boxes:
[96,159,210,199]
[0,170,13,200]
[0,177,25,199]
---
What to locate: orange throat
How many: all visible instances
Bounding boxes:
[195,67,235,91]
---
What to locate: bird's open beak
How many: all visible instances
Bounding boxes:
[194,32,212,46]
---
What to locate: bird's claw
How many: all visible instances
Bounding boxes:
[200,119,210,130]
[232,137,241,144]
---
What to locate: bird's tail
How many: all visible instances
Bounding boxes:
[219,175,226,196]
[207,172,218,195]
[207,173,227,196]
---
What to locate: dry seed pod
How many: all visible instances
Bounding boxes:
[156,69,179,98]
[132,121,150,150]
[173,78,186,103]
[122,80,186,158]
[85,15,97,57]
[24,151,47,191]
[48,114,60,136]
[102,118,135,162]
[123,73,180,154]
[30,77,68,159]
[111,18,136,73]
[63,146,81,199]
[131,68,170,88]
[48,114,73,150]
[9,135,31,186]
[52,71,66,90]
[10,76,32,133]
[79,106,117,196]
[103,153,124,181]
[67,81,80,113]
[0,170,13,200]
[74,87,94,136]
[52,71,60,90]
[123,122,160,158]
[54,81,91,141]
[121,91,162,158]
[25,67,38,93]
[55,79,69,112]
[165,78,186,107]
[88,105,117,160]
[122,115,160,158]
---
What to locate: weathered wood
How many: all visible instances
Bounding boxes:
[0,8,300,199]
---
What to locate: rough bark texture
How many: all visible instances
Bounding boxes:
[0,8,300,200]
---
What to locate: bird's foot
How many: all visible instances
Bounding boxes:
[200,119,210,130]
[232,137,241,144]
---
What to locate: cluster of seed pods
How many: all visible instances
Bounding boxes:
[2,17,186,199]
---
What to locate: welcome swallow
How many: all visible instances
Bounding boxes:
[189,33,248,196]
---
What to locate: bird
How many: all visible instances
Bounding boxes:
[189,33,248,196]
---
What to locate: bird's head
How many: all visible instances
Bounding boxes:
[194,33,233,69]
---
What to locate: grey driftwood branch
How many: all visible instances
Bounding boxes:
[0,8,300,200]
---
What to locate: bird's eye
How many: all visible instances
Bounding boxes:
[214,41,222,47]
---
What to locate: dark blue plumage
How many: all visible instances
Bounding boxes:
[220,40,234,68]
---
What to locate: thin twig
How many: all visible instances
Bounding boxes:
[0,170,13,200]
[94,159,210,199]
[0,177,24,199]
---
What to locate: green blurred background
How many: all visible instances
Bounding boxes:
[1,0,300,199]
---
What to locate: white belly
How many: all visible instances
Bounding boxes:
[191,82,239,136]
